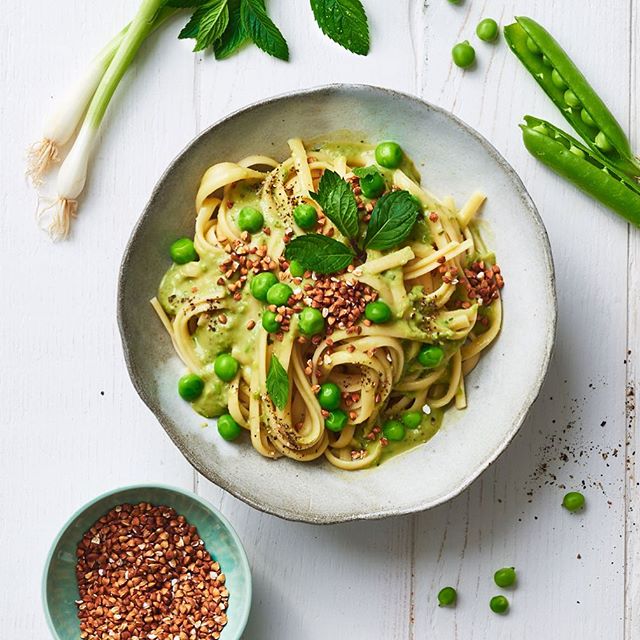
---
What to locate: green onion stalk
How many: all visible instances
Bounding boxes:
[36,0,175,240]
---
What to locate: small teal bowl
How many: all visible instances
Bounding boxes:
[42,484,251,640]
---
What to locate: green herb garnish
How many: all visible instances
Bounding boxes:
[240,0,289,60]
[363,190,421,251]
[353,165,380,179]
[310,0,369,55]
[310,170,359,240]
[214,0,248,59]
[177,0,230,52]
[266,354,289,409]
[284,234,354,274]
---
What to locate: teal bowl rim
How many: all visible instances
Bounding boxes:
[41,483,252,640]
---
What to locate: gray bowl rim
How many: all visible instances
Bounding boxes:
[41,483,252,639]
[117,83,557,525]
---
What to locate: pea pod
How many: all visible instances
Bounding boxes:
[521,116,640,226]
[505,17,640,179]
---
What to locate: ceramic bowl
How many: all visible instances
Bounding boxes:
[118,85,556,524]
[42,484,251,639]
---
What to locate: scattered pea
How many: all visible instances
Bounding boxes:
[170,238,198,264]
[452,40,476,68]
[490,595,509,614]
[526,36,541,55]
[476,18,499,42]
[563,90,581,108]
[250,271,279,301]
[418,345,445,368]
[178,373,204,401]
[217,413,242,441]
[437,586,457,607]
[262,310,281,333]
[266,282,293,306]
[581,108,595,127]
[382,419,406,441]
[375,142,404,169]
[214,353,239,382]
[401,411,422,429]
[237,206,264,233]
[318,382,341,411]
[562,491,585,512]
[365,300,392,324]
[494,567,516,588]
[569,145,586,158]
[325,409,348,432]
[299,307,325,336]
[293,203,318,230]
[551,69,567,90]
[359,169,386,199]
[595,131,613,153]
[289,260,305,278]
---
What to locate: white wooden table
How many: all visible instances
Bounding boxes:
[2,1,638,637]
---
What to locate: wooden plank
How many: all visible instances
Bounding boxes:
[412,1,630,637]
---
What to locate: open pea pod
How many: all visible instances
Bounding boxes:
[505,16,640,179]
[521,116,640,226]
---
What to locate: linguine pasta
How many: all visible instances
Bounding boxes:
[152,138,504,470]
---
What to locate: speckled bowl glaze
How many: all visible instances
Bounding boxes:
[42,485,251,640]
[118,85,556,524]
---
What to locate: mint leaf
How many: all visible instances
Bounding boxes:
[241,0,289,60]
[309,170,359,239]
[214,0,248,59]
[363,190,420,251]
[266,355,289,410]
[178,0,229,50]
[310,0,369,55]
[284,234,354,274]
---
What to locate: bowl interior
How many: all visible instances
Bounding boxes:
[118,85,556,523]
[43,485,251,640]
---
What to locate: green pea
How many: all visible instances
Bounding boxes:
[494,567,516,588]
[542,54,553,67]
[595,131,613,153]
[266,283,293,306]
[293,204,318,230]
[299,307,325,336]
[237,206,264,233]
[402,411,422,429]
[359,170,386,198]
[526,36,541,55]
[418,345,444,368]
[569,145,585,158]
[318,382,341,410]
[532,124,549,136]
[375,141,404,169]
[217,413,242,441]
[170,238,198,264]
[551,69,567,90]
[325,409,348,432]
[214,353,239,382]
[250,271,279,301]
[476,18,499,42]
[437,586,457,607]
[562,491,585,512]
[581,109,595,127]
[490,595,509,614]
[289,260,305,278]
[178,373,204,401]
[364,300,392,324]
[563,90,581,108]
[382,419,405,441]
[452,41,475,68]
[262,310,281,333]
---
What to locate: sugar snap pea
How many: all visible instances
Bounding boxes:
[521,116,640,226]
[505,17,640,179]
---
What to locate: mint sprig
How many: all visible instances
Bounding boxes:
[363,190,421,251]
[240,0,289,60]
[310,0,370,55]
[284,234,354,274]
[266,355,289,410]
[310,170,359,240]
[214,0,248,59]
[177,0,229,51]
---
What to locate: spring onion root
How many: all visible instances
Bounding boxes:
[26,26,128,186]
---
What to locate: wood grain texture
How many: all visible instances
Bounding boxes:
[0,1,636,638]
